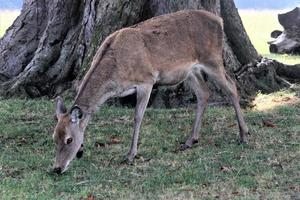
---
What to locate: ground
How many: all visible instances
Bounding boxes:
[0,90,299,199]
[0,9,300,200]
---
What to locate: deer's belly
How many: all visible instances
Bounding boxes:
[156,66,193,86]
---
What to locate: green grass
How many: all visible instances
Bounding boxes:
[239,9,300,65]
[0,9,20,37]
[0,92,299,199]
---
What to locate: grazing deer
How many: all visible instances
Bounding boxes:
[52,10,249,174]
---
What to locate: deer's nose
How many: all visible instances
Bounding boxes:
[76,150,83,158]
[53,167,62,174]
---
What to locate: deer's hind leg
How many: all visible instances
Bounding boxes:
[180,70,210,151]
[203,63,249,144]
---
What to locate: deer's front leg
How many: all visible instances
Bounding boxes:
[126,84,153,164]
[180,73,209,151]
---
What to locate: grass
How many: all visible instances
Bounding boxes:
[239,9,300,65]
[0,91,299,199]
[0,9,20,37]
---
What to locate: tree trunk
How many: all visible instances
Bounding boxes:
[0,0,147,97]
[0,0,299,107]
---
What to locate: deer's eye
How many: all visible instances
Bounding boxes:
[67,138,73,144]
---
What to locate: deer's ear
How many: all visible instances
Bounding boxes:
[70,106,83,123]
[55,96,67,117]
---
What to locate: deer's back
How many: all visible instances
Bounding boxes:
[114,10,223,72]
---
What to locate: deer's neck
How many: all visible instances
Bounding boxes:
[75,87,106,113]
[74,77,117,115]
[74,41,117,114]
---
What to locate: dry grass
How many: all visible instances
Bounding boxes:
[253,90,300,111]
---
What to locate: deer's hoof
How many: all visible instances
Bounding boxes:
[126,158,134,165]
[238,138,248,145]
[180,139,198,151]
[121,156,135,165]
[180,143,192,151]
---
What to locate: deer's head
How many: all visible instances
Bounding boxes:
[52,97,85,174]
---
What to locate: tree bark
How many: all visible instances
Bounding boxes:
[220,0,259,65]
[0,0,299,107]
[0,0,147,97]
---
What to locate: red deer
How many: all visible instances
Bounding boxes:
[52,10,249,174]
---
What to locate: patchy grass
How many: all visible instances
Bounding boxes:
[0,93,299,199]
[0,9,20,37]
[253,90,300,111]
[239,9,300,65]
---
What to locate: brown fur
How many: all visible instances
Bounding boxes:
[54,116,68,144]
[75,10,223,109]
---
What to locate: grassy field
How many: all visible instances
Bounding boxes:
[0,9,19,37]
[0,91,299,199]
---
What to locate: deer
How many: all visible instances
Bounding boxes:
[52,10,249,174]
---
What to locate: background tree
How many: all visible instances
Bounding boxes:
[0,0,299,107]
